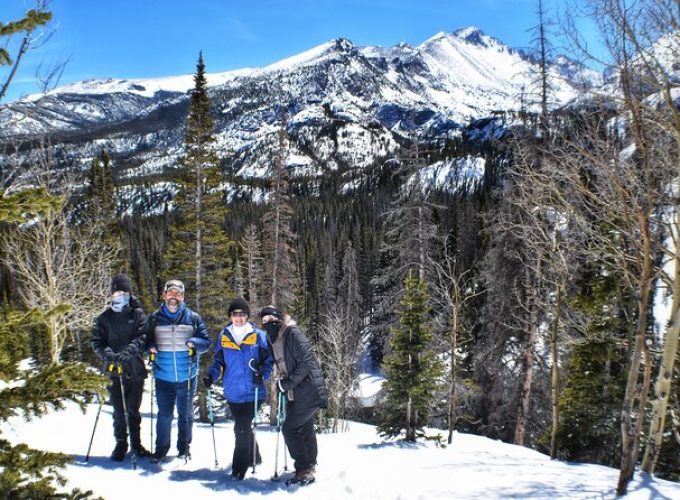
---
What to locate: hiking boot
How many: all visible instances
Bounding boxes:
[149,451,166,464]
[177,444,191,460]
[133,445,151,457]
[294,467,315,482]
[110,441,128,462]
[231,468,246,480]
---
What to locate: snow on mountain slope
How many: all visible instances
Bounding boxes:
[0,27,595,203]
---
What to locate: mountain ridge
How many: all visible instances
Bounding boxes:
[0,26,597,210]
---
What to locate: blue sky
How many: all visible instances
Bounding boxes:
[2,0,563,102]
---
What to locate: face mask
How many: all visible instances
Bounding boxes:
[111,293,130,312]
[264,321,281,343]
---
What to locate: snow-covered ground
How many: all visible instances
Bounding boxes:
[4,386,679,500]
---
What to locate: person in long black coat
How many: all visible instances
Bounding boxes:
[260,305,328,483]
[92,273,150,461]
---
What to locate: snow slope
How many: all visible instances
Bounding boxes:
[3,389,679,500]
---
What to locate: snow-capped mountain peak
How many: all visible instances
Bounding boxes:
[0,27,598,202]
[453,26,502,48]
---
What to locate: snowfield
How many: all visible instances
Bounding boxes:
[3,386,679,500]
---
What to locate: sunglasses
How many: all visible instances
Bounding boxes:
[164,280,185,294]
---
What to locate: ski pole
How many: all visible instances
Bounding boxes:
[281,392,288,472]
[272,390,282,479]
[249,358,260,474]
[148,352,156,454]
[184,345,196,463]
[84,395,103,463]
[117,363,137,470]
[252,384,259,473]
[207,386,218,467]
[272,388,288,478]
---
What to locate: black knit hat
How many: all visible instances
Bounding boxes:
[111,273,132,294]
[260,305,283,320]
[228,297,250,317]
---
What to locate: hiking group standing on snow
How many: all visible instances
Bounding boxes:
[92,273,328,486]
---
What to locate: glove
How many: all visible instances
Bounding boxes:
[203,375,213,389]
[118,347,133,364]
[102,347,118,363]
[252,371,263,385]
[186,342,196,358]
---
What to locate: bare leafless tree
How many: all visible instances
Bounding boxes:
[432,252,483,445]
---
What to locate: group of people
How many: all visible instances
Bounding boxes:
[91,273,328,484]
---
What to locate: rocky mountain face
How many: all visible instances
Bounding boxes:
[0,27,596,210]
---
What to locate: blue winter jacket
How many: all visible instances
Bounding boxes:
[147,303,211,383]
[208,322,273,403]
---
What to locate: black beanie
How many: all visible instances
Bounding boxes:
[228,297,250,317]
[260,305,283,320]
[111,273,132,294]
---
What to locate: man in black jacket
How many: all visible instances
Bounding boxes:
[260,305,328,484]
[92,273,150,461]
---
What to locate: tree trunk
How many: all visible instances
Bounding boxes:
[641,214,680,473]
[448,301,458,445]
[617,239,654,496]
[515,265,539,446]
[549,284,562,459]
[514,320,537,446]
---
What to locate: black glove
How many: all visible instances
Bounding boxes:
[252,371,263,385]
[103,347,118,364]
[203,375,213,389]
[118,347,133,365]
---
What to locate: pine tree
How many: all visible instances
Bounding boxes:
[0,4,52,102]
[553,272,626,466]
[83,148,124,273]
[377,272,443,441]
[162,51,234,327]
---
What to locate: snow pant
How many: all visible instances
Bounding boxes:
[227,400,262,475]
[154,377,196,457]
[282,399,319,472]
[109,376,144,450]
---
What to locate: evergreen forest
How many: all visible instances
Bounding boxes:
[1,0,680,497]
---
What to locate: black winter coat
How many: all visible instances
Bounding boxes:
[91,296,148,380]
[279,325,328,409]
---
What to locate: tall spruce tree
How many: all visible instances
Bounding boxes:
[553,272,627,466]
[83,149,125,273]
[162,51,234,327]
[377,272,443,441]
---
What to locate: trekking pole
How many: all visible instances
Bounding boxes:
[184,345,196,463]
[84,395,103,463]
[117,363,137,470]
[281,393,288,472]
[148,352,156,454]
[207,386,219,467]
[272,390,283,479]
[249,358,259,474]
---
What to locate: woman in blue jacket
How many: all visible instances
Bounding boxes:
[206,297,273,479]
